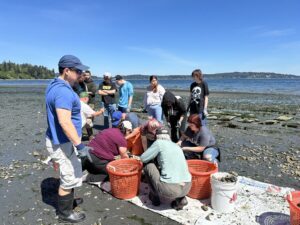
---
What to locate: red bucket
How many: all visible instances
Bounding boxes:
[187,160,218,199]
[287,191,300,225]
[106,159,143,199]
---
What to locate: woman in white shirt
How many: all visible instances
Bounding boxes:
[143,76,165,123]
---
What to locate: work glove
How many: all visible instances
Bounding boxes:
[126,105,131,113]
[167,122,171,128]
[176,121,182,128]
[76,143,93,163]
[203,108,208,117]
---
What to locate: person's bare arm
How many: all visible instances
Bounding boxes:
[98,90,108,95]
[141,135,148,151]
[128,96,133,108]
[125,127,140,140]
[103,89,116,94]
[204,96,209,109]
[56,108,81,145]
[92,108,105,117]
[119,147,129,158]
[182,146,205,152]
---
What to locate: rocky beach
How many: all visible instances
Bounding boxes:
[0,85,299,225]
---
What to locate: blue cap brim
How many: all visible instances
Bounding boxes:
[74,64,89,71]
[112,120,120,127]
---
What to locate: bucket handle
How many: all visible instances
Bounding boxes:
[107,165,116,172]
[216,191,237,200]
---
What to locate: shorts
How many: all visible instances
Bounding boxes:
[46,137,83,189]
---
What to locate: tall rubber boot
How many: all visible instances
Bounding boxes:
[57,191,85,223]
[71,189,83,209]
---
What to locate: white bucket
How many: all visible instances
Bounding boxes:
[211,172,238,213]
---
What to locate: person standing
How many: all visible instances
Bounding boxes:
[45,55,92,223]
[161,90,186,142]
[143,75,165,123]
[115,75,134,113]
[79,92,104,140]
[188,69,209,125]
[83,70,97,109]
[98,72,117,128]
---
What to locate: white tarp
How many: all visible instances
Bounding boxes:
[98,176,293,225]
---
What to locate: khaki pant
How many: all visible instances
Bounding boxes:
[46,138,83,189]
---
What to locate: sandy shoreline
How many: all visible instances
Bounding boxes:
[0,86,299,224]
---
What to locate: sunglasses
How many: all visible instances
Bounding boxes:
[69,68,83,75]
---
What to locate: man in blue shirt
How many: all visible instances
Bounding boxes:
[115,75,134,113]
[45,55,91,223]
[140,127,192,210]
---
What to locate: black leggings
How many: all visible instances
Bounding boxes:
[81,153,110,182]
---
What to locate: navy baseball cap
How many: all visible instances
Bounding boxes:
[58,55,89,71]
[115,75,123,80]
[111,111,123,127]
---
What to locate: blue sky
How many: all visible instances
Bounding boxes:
[0,0,299,76]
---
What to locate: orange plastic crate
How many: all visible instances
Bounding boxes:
[187,160,218,199]
[287,191,300,225]
[106,159,143,199]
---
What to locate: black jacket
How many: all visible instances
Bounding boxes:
[161,91,186,121]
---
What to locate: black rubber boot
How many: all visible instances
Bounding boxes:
[72,188,83,208]
[73,197,83,208]
[57,192,85,223]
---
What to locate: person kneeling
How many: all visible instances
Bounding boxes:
[81,121,132,183]
[140,127,192,210]
[177,114,220,163]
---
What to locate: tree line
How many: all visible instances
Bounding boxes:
[0,61,55,79]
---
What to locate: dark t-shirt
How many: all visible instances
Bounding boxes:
[99,81,117,104]
[125,112,143,129]
[189,81,209,114]
[89,128,127,161]
[184,126,215,148]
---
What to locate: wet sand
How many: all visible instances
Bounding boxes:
[0,86,299,224]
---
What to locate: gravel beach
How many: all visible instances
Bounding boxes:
[0,85,299,225]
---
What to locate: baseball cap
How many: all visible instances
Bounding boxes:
[58,55,89,71]
[79,92,89,98]
[121,120,132,130]
[112,111,123,127]
[156,127,169,135]
[115,75,123,80]
[103,72,112,78]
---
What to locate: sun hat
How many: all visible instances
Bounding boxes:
[58,55,89,71]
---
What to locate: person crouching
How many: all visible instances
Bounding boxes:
[81,121,132,183]
[140,127,192,210]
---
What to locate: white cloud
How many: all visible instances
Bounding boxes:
[257,28,295,37]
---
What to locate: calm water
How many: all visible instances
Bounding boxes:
[1,78,300,95]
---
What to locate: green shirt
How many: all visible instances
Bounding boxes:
[141,140,191,184]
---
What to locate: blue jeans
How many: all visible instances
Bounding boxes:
[202,147,219,163]
[200,112,207,126]
[101,102,116,129]
[182,141,219,163]
[147,104,163,123]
